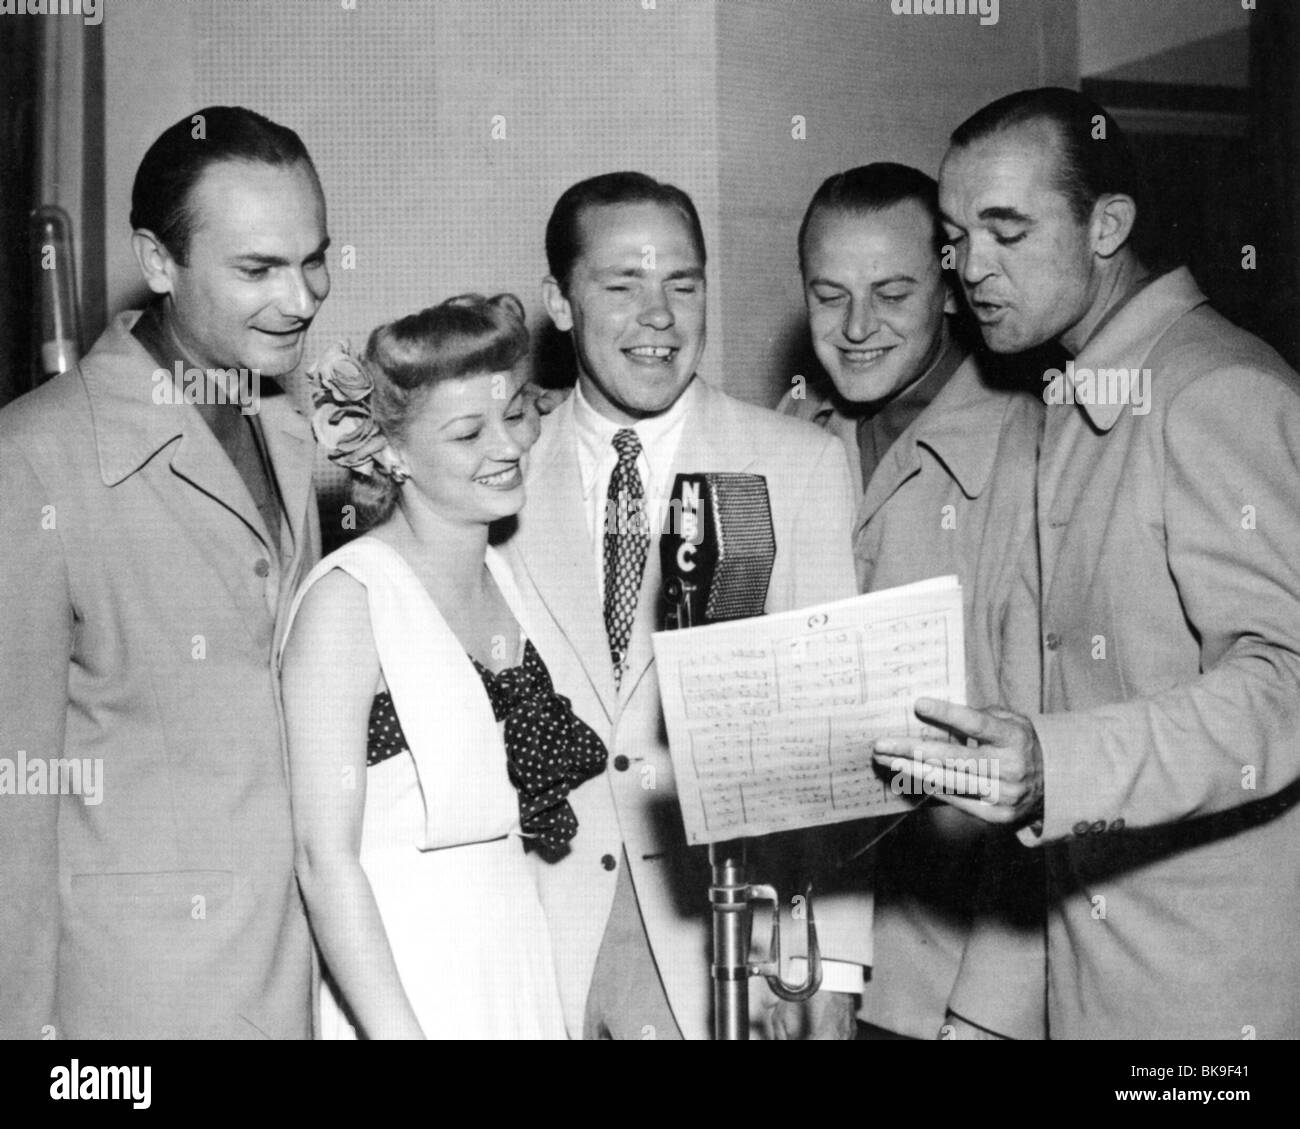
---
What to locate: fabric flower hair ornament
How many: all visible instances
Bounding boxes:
[307,342,409,483]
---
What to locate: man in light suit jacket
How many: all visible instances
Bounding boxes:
[0,107,330,1038]
[503,172,872,1039]
[878,87,1300,1038]
[780,163,1045,1041]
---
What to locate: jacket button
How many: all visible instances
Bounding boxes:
[1090,820,1107,835]
[1044,632,1061,650]
[1110,818,1125,832]
[613,755,630,772]
[600,854,617,872]
[253,558,270,578]
[1072,820,1091,837]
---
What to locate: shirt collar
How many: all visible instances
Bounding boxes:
[573,377,697,500]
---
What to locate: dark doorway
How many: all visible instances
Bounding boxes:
[0,18,40,409]
[1085,69,1298,370]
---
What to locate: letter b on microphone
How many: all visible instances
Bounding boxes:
[661,473,775,629]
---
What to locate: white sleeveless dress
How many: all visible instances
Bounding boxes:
[280,536,568,1040]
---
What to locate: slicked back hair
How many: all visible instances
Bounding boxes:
[130,106,318,264]
[949,86,1140,228]
[797,162,945,275]
[545,171,706,294]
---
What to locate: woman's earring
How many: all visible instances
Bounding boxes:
[378,445,411,485]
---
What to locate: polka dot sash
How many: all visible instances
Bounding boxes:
[473,640,608,860]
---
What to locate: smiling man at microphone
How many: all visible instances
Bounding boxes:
[501,171,870,1040]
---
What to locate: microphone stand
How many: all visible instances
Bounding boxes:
[709,840,751,1040]
[667,577,823,1040]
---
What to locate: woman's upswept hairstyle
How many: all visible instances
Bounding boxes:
[353,293,529,527]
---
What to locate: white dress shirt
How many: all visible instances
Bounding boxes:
[572,377,695,599]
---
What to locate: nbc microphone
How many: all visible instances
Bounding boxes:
[660,472,775,631]
[661,473,820,1039]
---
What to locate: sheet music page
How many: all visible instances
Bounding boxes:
[652,576,966,845]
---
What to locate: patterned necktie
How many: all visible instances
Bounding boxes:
[603,428,650,688]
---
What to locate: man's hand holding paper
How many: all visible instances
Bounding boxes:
[873,699,1045,828]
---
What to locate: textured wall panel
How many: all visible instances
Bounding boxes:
[187,0,723,389]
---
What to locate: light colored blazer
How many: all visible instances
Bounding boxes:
[501,377,867,1039]
[781,355,1048,1039]
[1025,268,1300,1038]
[0,312,320,1039]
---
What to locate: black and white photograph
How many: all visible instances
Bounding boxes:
[0,0,1296,1103]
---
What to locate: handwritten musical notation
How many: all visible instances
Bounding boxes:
[652,576,966,844]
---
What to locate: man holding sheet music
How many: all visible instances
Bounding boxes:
[779,163,1046,1040]
[877,88,1300,1038]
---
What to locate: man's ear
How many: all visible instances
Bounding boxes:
[131,229,178,296]
[1090,194,1137,260]
[541,276,574,332]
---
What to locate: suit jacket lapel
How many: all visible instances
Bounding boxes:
[83,314,302,645]
[168,411,274,552]
[852,355,1002,543]
[90,311,279,555]
[260,394,321,662]
[516,398,618,719]
[854,440,919,538]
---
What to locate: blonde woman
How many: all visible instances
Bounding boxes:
[280,294,604,1039]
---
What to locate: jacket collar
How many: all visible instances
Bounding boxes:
[1070,267,1208,432]
[80,311,315,553]
[83,312,193,487]
[855,353,1007,530]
